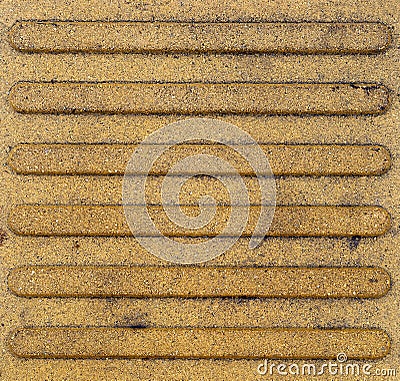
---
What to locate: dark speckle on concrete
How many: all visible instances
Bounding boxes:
[348,236,361,251]
[0,230,7,245]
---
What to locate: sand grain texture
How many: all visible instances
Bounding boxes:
[0,1,399,380]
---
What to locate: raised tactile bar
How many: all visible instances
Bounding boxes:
[8,22,392,54]
[7,327,391,359]
[8,83,390,115]
[8,143,391,176]
[8,266,390,298]
[7,205,391,237]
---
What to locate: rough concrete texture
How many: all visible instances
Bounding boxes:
[0,1,399,380]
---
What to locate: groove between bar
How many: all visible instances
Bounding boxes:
[7,205,391,237]
[8,144,391,176]
[8,21,392,54]
[7,266,390,298]
[7,327,390,359]
[8,83,390,115]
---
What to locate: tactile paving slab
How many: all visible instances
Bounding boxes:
[0,1,399,380]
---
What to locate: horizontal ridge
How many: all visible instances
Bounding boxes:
[8,22,392,54]
[8,266,390,298]
[8,327,390,359]
[7,205,391,237]
[8,144,391,176]
[9,83,390,115]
